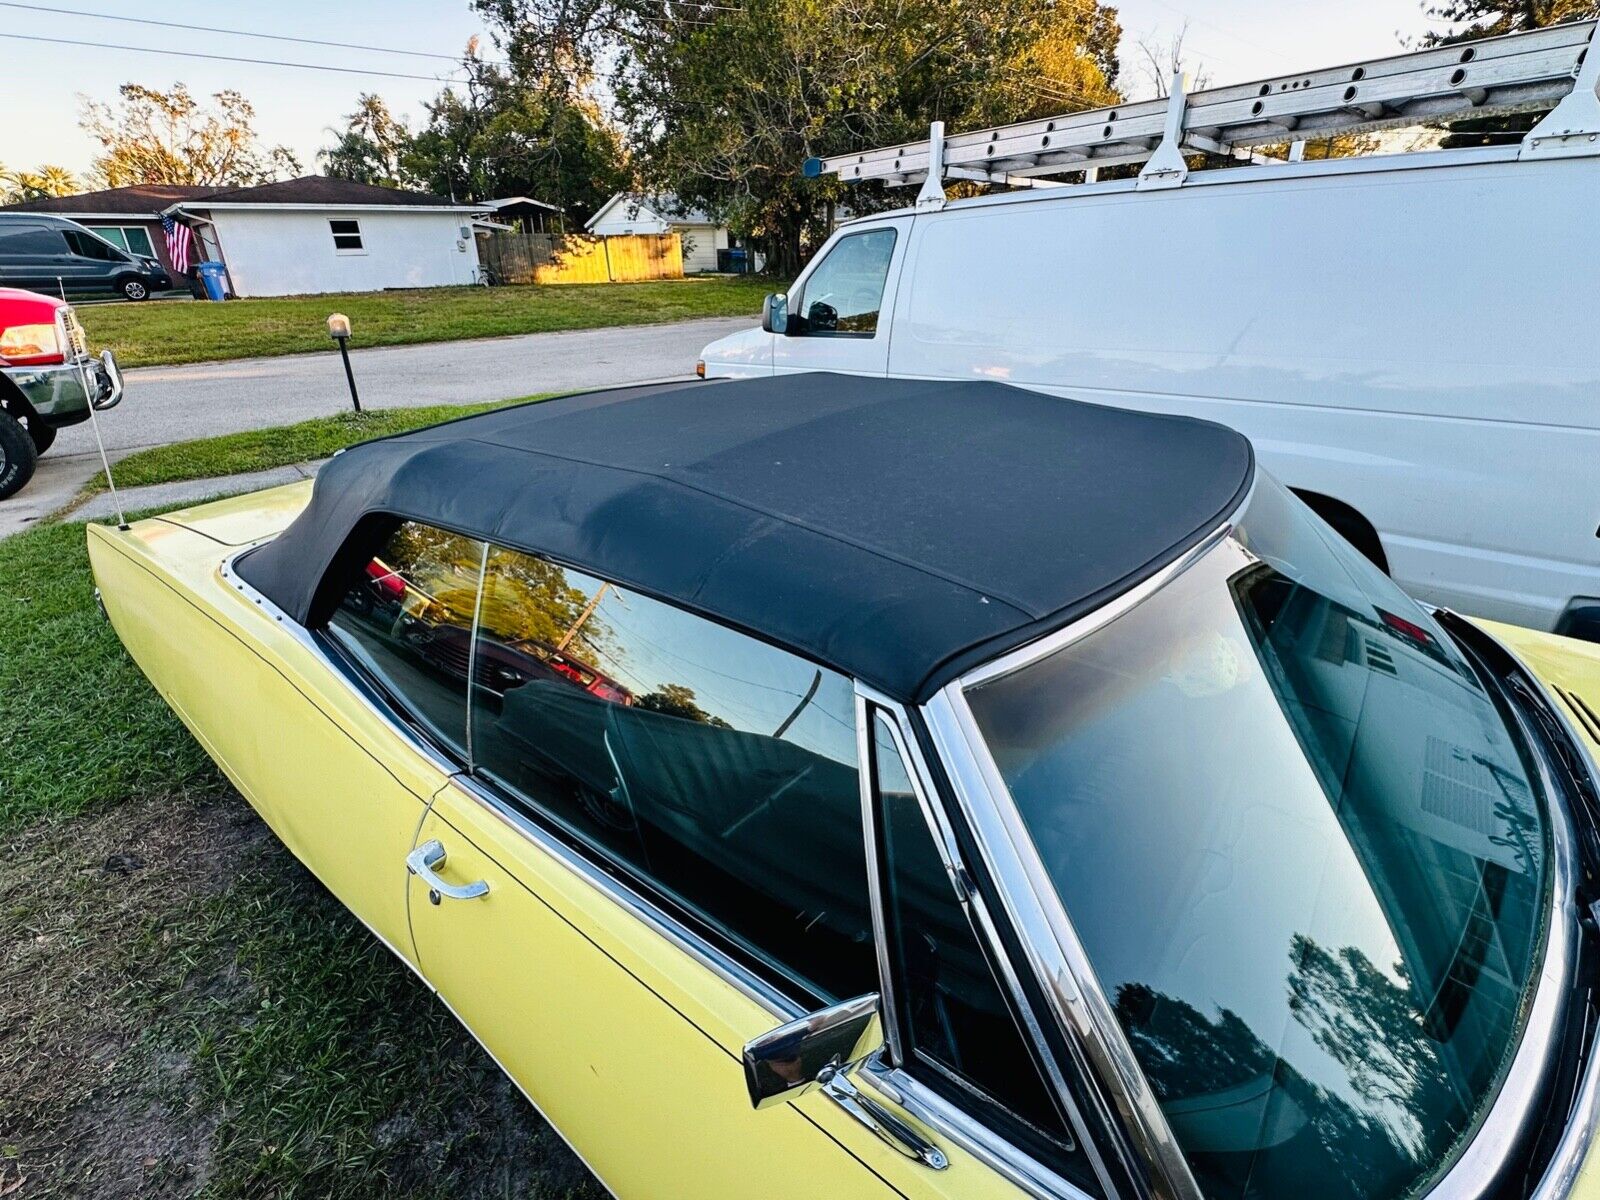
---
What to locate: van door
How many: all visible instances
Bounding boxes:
[0,222,83,294]
[773,218,911,377]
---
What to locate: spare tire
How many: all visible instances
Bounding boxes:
[0,409,40,500]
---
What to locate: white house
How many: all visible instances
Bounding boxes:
[167,176,485,297]
[585,193,755,274]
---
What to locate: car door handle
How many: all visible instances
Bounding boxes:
[819,1064,948,1169]
[406,838,489,902]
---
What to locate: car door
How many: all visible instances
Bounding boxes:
[406,541,1097,1198]
[772,219,911,378]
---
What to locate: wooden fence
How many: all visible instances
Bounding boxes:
[477,230,685,285]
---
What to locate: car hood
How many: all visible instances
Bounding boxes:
[699,324,771,375]
[1476,618,1600,759]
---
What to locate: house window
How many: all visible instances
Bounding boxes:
[97,227,156,258]
[330,219,364,254]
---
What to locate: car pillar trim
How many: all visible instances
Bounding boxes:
[859,682,1124,1200]
[854,690,906,1068]
[920,513,1248,1200]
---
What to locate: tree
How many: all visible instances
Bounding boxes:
[473,0,1122,275]
[1420,0,1599,147]
[1422,0,1597,42]
[0,164,81,203]
[635,683,731,726]
[398,41,626,221]
[79,83,301,187]
[320,94,416,189]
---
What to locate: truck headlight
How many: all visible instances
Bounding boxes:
[0,323,63,366]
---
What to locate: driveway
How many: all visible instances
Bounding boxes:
[3,315,753,537]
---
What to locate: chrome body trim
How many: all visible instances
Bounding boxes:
[855,690,906,1066]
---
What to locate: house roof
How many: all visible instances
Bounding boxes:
[178,175,467,209]
[236,373,1254,702]
[0,184,214,216]
[484,196,562,212]
[585,192,717,231]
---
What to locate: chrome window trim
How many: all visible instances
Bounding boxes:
[858,683,1120,1200]
[922,523,1237,1200]
[864,1052,1101,1200]
[929,507,1584,1200]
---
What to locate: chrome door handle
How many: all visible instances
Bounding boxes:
[406,838,489,901]
[819,1063,948,1169]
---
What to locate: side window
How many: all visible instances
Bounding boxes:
[794,229,896,337]
[99,228,131,253]
[0,224,64,256]
[326,520,486,761]
[330,219,364,253]
[470,543,876,1004]
[870,709,1099,1189]
[64,229,121,261]
[123,227,156,257]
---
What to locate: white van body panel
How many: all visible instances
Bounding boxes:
[698,147,1600,633]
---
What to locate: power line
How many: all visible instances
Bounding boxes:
[0,31,473,81]
[0,1,504,65]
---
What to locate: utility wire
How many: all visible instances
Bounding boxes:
[0,1,506,65]
[0,31,473,81]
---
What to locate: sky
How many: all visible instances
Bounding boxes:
[1,0,1443,181]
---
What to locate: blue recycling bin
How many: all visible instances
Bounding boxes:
[196,261,229,301]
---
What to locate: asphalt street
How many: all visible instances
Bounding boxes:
[2,315,753,537]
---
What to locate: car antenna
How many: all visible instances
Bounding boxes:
[58,277,128,530]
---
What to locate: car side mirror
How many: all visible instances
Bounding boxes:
[742,992,880,1109]
[761,292,790,336]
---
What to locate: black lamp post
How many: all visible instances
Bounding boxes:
[327,312,361,413]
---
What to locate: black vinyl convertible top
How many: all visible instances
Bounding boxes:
[238,373,1253,701]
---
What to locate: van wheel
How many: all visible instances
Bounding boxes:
[28,418,57,455]
[119,277,150,301]
[0,410,40,500]
[1292,490,1389,575]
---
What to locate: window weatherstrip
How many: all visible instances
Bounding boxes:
[856,691,905,1067]
[464,539,489,769]
[858,682,1121,1200]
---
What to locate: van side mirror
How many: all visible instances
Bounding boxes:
[761,292,790,335]
[742,992,879,1108]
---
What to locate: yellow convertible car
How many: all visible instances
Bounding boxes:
[91,375,1600,1200]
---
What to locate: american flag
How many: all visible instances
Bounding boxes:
[162,214,194,274]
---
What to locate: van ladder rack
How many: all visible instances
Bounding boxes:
[803,18,1600,199]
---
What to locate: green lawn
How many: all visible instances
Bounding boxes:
[78,397,548,499]
[80,276,772,368]
[0,511,605,1197]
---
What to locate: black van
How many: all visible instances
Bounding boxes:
[0,213,172,301]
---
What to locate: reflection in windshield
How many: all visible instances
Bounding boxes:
[966,480,1547,1200]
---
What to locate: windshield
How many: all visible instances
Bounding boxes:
[964,478,1549,1200]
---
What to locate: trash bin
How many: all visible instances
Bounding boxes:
[728,248,749,274]
[196,261,230,301]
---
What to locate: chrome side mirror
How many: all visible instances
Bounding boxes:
[761,291,790,335]
[742,992,879,1109]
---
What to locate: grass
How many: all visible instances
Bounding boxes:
[0,511,605,1197]
[0,514,218,830]
[80,275,773,368]
[78,397,548,498]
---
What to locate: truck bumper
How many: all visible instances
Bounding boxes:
[6,350,124,428]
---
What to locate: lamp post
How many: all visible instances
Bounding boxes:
[327,312,361,413]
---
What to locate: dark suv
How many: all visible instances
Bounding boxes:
[0,213,172,301]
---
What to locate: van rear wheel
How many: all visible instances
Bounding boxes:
[0,410,40,500]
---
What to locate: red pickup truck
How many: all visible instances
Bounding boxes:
[0,286,123,499]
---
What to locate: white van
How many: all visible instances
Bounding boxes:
[700,143,1600,641]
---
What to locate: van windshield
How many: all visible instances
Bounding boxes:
[965,478,1549,1200]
